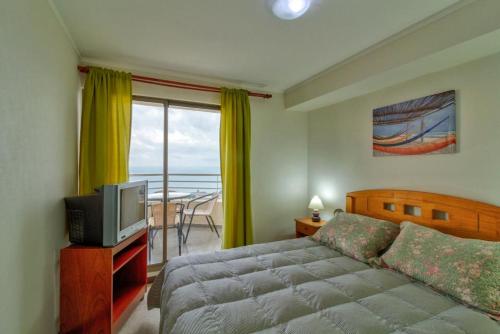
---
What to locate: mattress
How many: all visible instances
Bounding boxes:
[159,237,499,334]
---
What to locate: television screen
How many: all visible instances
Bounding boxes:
[120,184,146,231]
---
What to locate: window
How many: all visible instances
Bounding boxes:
[129,98,222,266]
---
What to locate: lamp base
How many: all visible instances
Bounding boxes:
[311,210,321,222]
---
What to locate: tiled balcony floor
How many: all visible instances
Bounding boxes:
[148,225,222,264]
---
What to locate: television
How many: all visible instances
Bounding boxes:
[64,180,148,247]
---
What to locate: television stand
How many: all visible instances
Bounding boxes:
[60,229,147,334]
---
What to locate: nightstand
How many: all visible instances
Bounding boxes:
[295,217,326,237]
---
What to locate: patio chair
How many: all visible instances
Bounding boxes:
[149,202,184,256]
[182,192,220,244]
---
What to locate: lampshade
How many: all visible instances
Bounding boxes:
[308,195,324,210]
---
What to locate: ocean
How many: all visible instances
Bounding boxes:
[129,166,221,195]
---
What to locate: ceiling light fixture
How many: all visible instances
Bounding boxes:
[271,0,311,20]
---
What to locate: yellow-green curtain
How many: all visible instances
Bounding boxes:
[79,67,132,195]
[220,88,253,248]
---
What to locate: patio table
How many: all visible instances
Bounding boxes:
[147,191,191,202]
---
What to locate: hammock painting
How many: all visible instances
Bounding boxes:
[373,90,456,156]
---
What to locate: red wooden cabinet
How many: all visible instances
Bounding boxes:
[60,229,147,334]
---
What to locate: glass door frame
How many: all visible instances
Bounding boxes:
[132,95,220,272]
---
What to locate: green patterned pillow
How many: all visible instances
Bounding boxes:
[382,221,500,315]
[312,212,400,263]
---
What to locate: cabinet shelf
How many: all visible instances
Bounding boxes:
[113,283,145,324]
[113,243,147,273]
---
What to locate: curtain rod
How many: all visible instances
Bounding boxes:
[77,66,272,99]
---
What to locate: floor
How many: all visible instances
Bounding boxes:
[149,224,222,263]
[119,288,159,334]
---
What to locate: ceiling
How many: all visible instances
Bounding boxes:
[52,0,459,92]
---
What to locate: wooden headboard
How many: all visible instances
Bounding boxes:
[346,189,500,241]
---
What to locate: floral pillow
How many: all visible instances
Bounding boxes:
[312,212,400,263]
[381,221,500,316]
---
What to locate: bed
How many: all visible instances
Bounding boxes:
[149,190,500,334]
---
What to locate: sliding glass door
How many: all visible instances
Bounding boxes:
[167,105,222,259]
[129,99,167,266]
[129,97,222,268]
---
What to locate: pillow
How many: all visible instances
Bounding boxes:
[312,212,400,263]
[381,221,500,315]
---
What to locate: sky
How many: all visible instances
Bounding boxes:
[129,103,220,174]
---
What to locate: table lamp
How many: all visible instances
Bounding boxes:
[308,195,324,222]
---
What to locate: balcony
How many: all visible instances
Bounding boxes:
[129,173,223,263]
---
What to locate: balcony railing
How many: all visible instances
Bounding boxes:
[129,173,221,194]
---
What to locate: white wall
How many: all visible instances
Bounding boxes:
[250,95,308,241]
[132,83,309,242]
[0,1,79,333]
[308,52,500,220]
